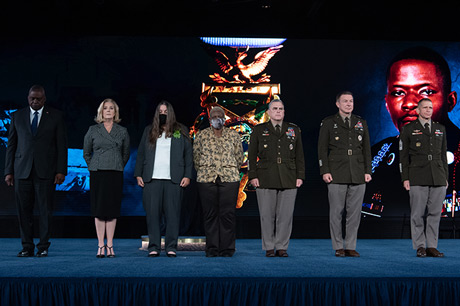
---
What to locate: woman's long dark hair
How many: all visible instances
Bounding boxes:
[149,101,188,145]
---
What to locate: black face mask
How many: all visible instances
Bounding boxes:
[159,114,167,125]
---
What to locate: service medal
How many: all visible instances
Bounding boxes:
[286,127,296,138]
[416,142,421,147]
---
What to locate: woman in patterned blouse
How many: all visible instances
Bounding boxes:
[193,106,243,257]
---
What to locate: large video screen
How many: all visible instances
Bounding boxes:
[1,37,459,219]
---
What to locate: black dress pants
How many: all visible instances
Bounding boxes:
[143,179,183,253]
[15,166,55,251]
[197,177,239,256]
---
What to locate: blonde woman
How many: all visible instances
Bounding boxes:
[83,99,130,258]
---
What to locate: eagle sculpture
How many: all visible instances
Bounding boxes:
[206,45,283,83]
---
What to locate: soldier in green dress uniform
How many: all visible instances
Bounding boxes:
[318,91,372,257]
[399,98,448,257]
[248,99,305,257]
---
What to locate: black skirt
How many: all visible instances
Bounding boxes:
[90,170,123,219]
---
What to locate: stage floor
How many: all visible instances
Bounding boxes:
[0,238,458,278]
[2,238,460,305]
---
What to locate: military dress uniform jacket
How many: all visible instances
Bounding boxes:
[318,113,372,184]
[399,120,448,186]
[248,122,305,189]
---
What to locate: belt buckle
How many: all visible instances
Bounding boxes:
[277,157,282,164]
[428,154,433,161]
[347,149,352,156]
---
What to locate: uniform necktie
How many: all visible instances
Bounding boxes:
[275,124,281,135]
[31,111,39,135]
[345,117,350,128]
[424,122,430,133]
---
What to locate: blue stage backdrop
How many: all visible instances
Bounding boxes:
[0,37,459,219]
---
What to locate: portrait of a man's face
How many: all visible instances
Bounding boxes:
[385,48,457,132]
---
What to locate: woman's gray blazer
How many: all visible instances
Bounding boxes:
[83,123,130,171]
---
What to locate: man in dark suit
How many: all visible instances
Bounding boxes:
[400,98,448,257]
[318,91,372,257]
[4,85,67,257]
[248,99,305,257]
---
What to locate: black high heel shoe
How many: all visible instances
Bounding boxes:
[96,245,105,258]
[106,245,115,258]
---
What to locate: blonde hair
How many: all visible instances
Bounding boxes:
[95,98,121,123]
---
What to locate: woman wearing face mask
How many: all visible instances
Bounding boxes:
[134,101,193,257]
[83,98,130,258]
[193,106,244,257]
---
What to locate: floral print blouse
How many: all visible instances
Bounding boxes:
[193,127,243,183]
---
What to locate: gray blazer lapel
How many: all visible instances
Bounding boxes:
[170,135,180,163]
[110,123,122,139]
[96,123,122,145]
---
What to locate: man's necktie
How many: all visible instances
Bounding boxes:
[424,122,430,133]
[345,117,350,128]
[31,111,38,135]
[275,124,281,135]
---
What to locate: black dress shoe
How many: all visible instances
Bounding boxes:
[36,250,48,257]
[266,250,275,257]
[205,251,218,257]
[17,249,34,257]
[220,251,234,257]
[276,250,288,257]
[148,251,160,257]
[416,247,427,257]
[426,248,444,257]
[335,249,346,257]
[345,249,360,257]
[167,251,177,257]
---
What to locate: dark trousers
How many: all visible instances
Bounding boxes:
[143,179,183,253]
[197,178,239,255]
[15,166,55,251]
